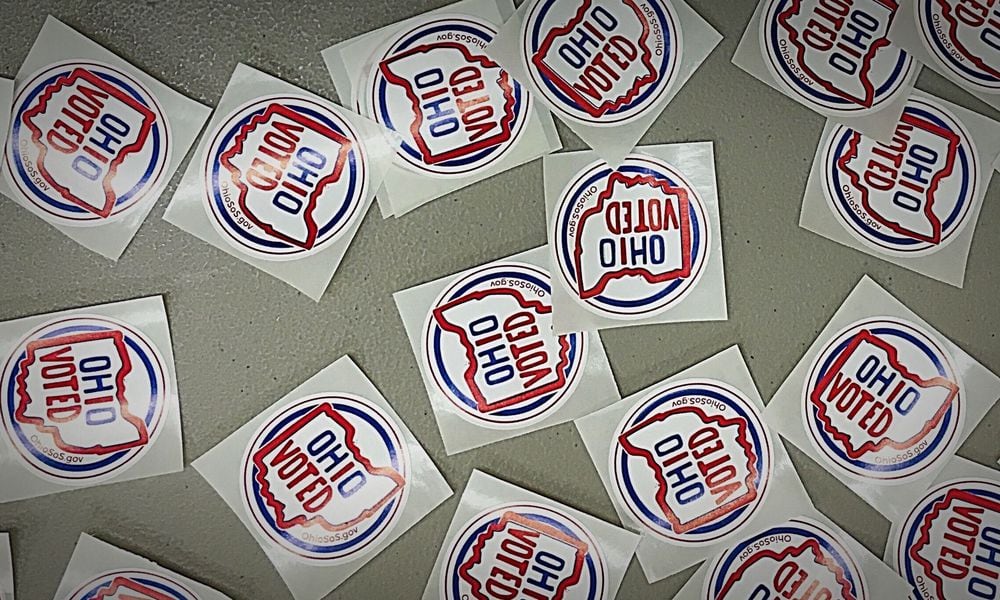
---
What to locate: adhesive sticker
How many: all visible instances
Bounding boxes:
[575,345,809,583]
[0,17,210,260]
[800,91,1000,287]
[0,533,11,600]
[765,275,1000,521]
[732,0,919,140]
[673,511,911,600]
[323,0,561,217]
[164,63,393,300]
[422,470,639,600]
[193,356,451,600]
[545,143,725,333]
[0,296,181,504]
[394,246,619,454]
[484,0,721,166]
[889,1,1000,112]
[886,456,1000,600]
[52,534,228,600]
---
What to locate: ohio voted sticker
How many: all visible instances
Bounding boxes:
[441,503,608,600]
[66,570,200,600]
[0,315,169,483]
[821,96,979,256]
[368,14,529,177]
[202,95,369,260]
[422,261,587,429]
[917,0,1000,94]
[4,60,171,226]
[521,0,682,126]
[553,154,709,319]
[760,0,914,114]
[610,379,773,546]
[897,478,1000,600]
[703,517,868,600]
[802,317,963,483]
[241,393,409,564]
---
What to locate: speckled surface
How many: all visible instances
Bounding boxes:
[0,1,997,599]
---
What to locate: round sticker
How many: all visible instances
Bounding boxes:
[760,0,914,114]
[897,478,1000,600]
[241,393,409,564]
[704,517,868,600]
[521,0,682,126]
[67,570,199,600]
[366,14,530,177]
[4,60,171,226]
[802,317,963,483]
[821,96,979,257]
[918,0,1000,94]
[202,95,369,261]
[422,261,587,429]
[0,315,169,484]
[610,379,772,546]
[441,502,608,600]
[552,154,709,319]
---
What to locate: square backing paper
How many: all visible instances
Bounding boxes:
[193,355,452,600]
[800,91,1000,288]
[0,16,210,260]
[575,345,810,583]
[0,296,183,504]
[545,142,726,334]
[0,533,11,600]
[393,245,620,455]
[52,533,228,600]
[421,469,639,600]
[322,0,562,217]
[484,0,722,167]
[765,275,1000,522]
[163,63,394,301]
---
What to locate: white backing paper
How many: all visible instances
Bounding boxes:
[0,16,210,260]
[193,355,452,600]
[0,533,11,600]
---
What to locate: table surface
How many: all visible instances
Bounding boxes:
[0,1,997,599]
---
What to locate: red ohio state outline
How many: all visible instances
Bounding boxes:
[92,576,174,600]
[716,537,857,600]
[936,0,1000,81]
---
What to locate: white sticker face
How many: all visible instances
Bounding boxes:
[552,154,710,319]
[65,570,200,600]
[759,0,914,115]
[609,379,773,546]
[422,261,587,429]
[802,317,963,484]
[241,393,410,564]
[365,14,531,177]
[201,95,369,261]
[0,315,169,484]
[440,502,609,600]
[703,517,869,600]
[820,96,980,257]
[896,478,1000,600]
[4,60,171,226]
[520,0,682,127]
[917,0,1000,94]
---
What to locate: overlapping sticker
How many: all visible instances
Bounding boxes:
[545,142,725,333]
[0,533,11,600]
[422,470,639,600]
[886,456,1000,600]
[733,0,920,140]
[52,533,229,600]
[0,16,210,260]
[575,345,811,583]
[765,275,1000,521]
[164,63,394,301]
[483,0,722,166]
[889,1,1000,112]
[323,0,562,217]
[0,296,182,503]
[394,246,620,454]
[193,355,451,600]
